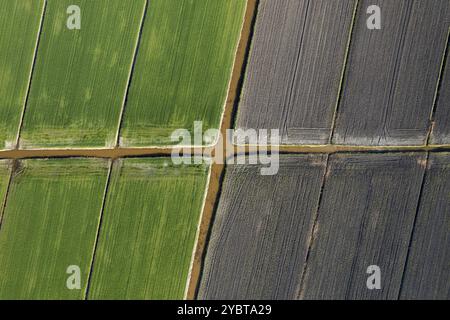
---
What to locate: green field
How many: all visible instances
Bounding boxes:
[89,159,209,299]
[0,160,12,212]
[120,0,246,147]
[0,159,109,299]
[0,0,45,150]
[19,0,146,149]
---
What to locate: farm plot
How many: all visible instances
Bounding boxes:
[119,0,246,147]
[88,159,209,299]
[19,0,146,149]
[0,0,45,150]
[301,153,426,300]
[0,159,109,299]
[431,47,450,145]
[237,0,356,145]
[333,0,450,146]
[400,153,450,299]
[198,155,327,299]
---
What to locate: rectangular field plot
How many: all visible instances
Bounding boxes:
[0,0,45,150]
[19,0,146,149]
[0,159,109,299]
[88,159,209,299]
[236,0,356,145]
[301,153,425,300]
[119,0,246,147]
[431,44,450,144]
[400,153,450,299]
[199,155,327,299]
[333,0,450,145]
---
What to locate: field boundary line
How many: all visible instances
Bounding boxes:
[114,0,149,147]
[84,160,113,300]
[296,154,330,299]
[184,166,212,299]
[0,160,16,233]
[397,152,430,299]
[238,144,450,153]
[15,0,47,149]
[425,27,450,145]
[211,0,252,150]
[185,0,260,299]
[1,144,450,160]
[329,0,360,144]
